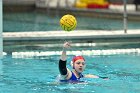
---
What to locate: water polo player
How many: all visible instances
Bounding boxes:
[58,42,104,82]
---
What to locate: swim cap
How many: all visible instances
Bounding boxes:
[72,55,85,63]
[71,55,86,70]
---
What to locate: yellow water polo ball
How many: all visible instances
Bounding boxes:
[60,14,77,32]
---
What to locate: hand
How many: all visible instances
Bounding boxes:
[63,42,71,49]
[61,42,71,61]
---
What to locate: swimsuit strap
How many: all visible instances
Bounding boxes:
[69,71,83,80]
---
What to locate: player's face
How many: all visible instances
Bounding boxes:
[74,59,86,73]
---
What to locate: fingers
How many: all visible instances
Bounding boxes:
[63,41,71,48]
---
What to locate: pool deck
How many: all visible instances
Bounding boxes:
[3,30,140,45]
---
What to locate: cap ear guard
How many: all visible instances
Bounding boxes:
[70,61,74,69]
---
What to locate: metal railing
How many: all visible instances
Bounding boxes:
[0,0,3,59]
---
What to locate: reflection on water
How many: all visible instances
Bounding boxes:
[3,11,140,32]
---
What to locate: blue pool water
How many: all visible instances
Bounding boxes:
[3,11,140,32]
[2,10,140,93]
[1,47,140,93]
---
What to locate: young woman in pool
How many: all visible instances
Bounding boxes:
[58,42,106,82]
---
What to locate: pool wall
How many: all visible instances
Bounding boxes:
[3,30,140,43]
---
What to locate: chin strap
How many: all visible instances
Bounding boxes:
[73,69,81,75]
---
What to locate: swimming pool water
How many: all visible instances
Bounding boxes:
[0,51,140,93]
[3,11,140,32]
[2,10,140,93]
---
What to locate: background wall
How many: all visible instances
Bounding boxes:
[109,0,134,4]
[3,0,35,5]
[3,0,135,5]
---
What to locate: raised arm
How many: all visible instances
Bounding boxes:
[60,42,70,61]
[59,42,71,76]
